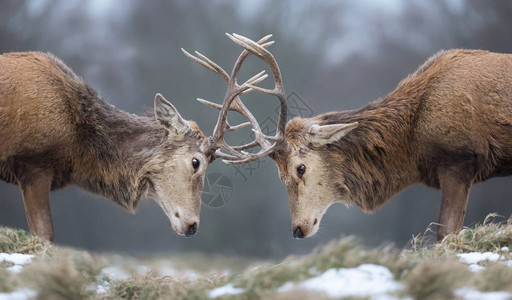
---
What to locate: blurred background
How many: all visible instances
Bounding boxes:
[1,0,512,259]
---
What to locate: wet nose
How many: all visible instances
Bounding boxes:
[293,226,305,239]
[185,222,197,237]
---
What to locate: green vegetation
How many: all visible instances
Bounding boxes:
[1,216,512,299]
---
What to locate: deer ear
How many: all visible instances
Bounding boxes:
[154,93,190,135]
[308,122,358,145]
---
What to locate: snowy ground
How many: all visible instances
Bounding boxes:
[455,288,512,300]
[209,284,245,298]
[0,252,203,299]
[0,289,36,300]
[457,247,512,272]
[3,250,512,300]
[208,259,512,299]
[278,264,403,299]
[209,264,404,299]
[0,253,34,274]
[3,244,512,299]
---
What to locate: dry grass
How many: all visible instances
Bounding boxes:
[472,264,512,292]
[0,267,17,293]
[410,214,512,256]
[228,237,394,299]
[104,274,227,300]
[438,214,512,253]
[401,260,469,299]
[1,215,512,299]
[0,226,51,255]
[20,248,106,300]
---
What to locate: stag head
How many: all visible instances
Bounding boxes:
[148,93,207,237]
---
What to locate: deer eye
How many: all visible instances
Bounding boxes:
[192,158,200,171]
[297,165,306,178]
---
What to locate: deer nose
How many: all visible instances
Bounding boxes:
[293,226,305,239]
[185,222,197,237]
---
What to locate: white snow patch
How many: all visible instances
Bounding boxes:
[277,264,402,299]
[100,266,130,281]
[456,250,512,270]
[455,287,512,300]
[277,282,294,293]
[0,289,37,300]
[6,265,23,274]
[209,284,244,298]
[136,265,150,276]
[457,252,505,272]
[158,264,199,279]
[0,253,34,266]
[88,278,110,295]
[158,266,180,277]
[468,264,485,272]
[284,259,300,267]
[0,253,34,273]
[457,252,501,265]
[96,284,108,294]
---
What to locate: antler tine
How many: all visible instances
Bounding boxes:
[226,121,251,131]
[251,128,281,141]
[216,140,245,158]
[196,98,223,110]
[222,145,278,165]
[181,48,229,82]
[193,51,231,82]
[232,140,259,151]
[229,34,284,93]
[213,149,241,161]
[243,70,268,87]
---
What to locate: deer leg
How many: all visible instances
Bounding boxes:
[437,166,473,241]
[19,171,54,242]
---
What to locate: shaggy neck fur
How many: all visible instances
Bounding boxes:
[70,90,170,211]
[315,77,432,212]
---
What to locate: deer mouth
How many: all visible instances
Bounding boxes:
[171,220,199,237]
[292,215,321,239]
[168,208,199,237]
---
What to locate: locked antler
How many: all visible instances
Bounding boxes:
[182,33,287,163]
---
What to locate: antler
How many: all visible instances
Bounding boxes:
[182,33,287,163]
[222,33,288,164]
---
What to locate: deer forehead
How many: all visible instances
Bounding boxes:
[285,118,312,144]
[295,150,325,177]
[161,132,206,157]
[151,146,192,176]
[174,145,206,165]
[187,121,206,139]
[287,147,309,166]
[277,146,325,177]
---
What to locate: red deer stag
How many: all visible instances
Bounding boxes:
[0,34,273,241]
[214,39,512,241]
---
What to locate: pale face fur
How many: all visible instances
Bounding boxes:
[274,118,358,238]
[151,94,209,236]
[150,143,207,236]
